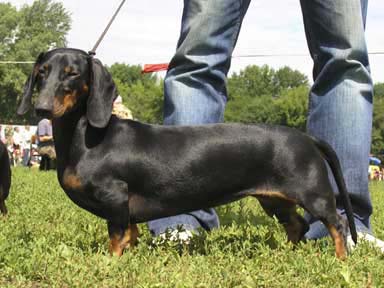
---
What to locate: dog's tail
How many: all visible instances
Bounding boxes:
[311,136,357,244]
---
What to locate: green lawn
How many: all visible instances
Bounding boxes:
[1,168,384,287]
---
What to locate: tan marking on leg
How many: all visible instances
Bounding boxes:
[254,190,307,244]
[83,84,89,93]
[62,168,82,191]
[109,224,139,257]
[121,224,139,249]
[109,233,124,257]
[252,189,297,204]
[327,224,347,260]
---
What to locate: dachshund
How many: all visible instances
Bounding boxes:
[17,48,357,259]
[0,140,11,216]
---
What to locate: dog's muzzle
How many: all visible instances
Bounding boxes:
[35,107,53,119]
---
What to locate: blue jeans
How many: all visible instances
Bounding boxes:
[301,0,373,238]
[147,0,251,236]
[22,148,30,166]
[148,0,373,238]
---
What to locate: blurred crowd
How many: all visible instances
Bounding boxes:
[0,119,55,171]
[369,161,384,181]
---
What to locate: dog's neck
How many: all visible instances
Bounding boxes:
[52,108,84,177]
[52,107,110,183]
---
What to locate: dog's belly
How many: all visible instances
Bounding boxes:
[128,189,249,223]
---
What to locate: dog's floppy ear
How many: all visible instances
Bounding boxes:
[17,52,45,115]
[86,57,117,128]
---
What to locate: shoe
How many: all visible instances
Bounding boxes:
[152,228,194,246]
[346,232,384,253]
[159,229,194,244]
[164,229,193,244]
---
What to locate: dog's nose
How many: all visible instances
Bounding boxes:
[35,96,53,113]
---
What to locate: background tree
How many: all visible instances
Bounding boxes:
[0,0,70,124]
[228,65,308,100]
[225,65,309,129]
[0,3,19,57]
[374,83,384,100]
[272,66,309,95]
[372,83,384,155]
[227,65,275,100]
[109,64,310,127]
[109,63,163,124]
[224,93,277,124]
[273,85,309,130]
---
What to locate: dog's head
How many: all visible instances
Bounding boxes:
[17,48,117,128]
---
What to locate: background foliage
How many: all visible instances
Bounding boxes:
[0,0,70,124]
[108,63,163,124]
[372,83,384,155]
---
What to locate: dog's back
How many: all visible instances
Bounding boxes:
[0,141,11,215]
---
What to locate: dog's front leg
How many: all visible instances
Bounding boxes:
[107,221,139,256]
[0,185,7,216]
[0,199,7,216]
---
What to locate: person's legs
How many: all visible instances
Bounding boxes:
[300,0,373,238]
[22,148,30,166]
[148,0,251,236]
[47,156,52,170]
[39,155,47,171]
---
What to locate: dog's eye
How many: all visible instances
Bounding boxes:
[38,68,45,75]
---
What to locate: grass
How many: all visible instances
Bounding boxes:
[1,168,384,287]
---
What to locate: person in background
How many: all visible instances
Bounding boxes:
[0,125,6,144]
[11,127,22,165]
[37,118,56,171]
[112,95,133,119]
[147,0,384,251]
[21,126,33,167]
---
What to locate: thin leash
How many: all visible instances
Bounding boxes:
[88,0,126,57]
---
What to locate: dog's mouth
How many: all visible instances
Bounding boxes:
[35,90,78,119]
[35,108,53,119]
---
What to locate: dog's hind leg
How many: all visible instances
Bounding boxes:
[107,221,139,256]
[304,200,348,259]
[255,195,309,244]
[323,216,348,260]
[299,186,348,259]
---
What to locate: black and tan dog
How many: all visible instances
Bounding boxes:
[0,140,11,216]
[18,48,357,259]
